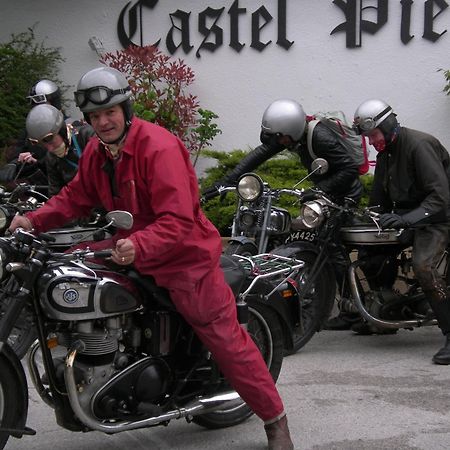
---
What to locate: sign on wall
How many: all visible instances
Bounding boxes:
[117,0,449,57]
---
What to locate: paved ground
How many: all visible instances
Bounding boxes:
[5,326,450,450]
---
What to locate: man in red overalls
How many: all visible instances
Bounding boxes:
[9,67,294,450]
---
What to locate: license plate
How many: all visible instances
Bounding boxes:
[284,231,317,244]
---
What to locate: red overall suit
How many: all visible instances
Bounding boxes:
[25,117,284,422]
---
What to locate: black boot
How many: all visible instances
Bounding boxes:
[432,334,450,365]
[264,415,294,450]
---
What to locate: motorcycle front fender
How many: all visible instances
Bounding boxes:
[227,236,258,251]
[0,342,29,438]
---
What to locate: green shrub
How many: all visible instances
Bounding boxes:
[199,148,373,235]
[0,27,65,159]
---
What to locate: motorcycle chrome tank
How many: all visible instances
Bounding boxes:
[37,263,143,321]
[340,226,401,245]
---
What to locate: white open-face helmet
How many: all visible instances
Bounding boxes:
[27,79,62,110]
[261,99,306,142]
[26,104,65,144]
[353,99,394,134]
[74,66,132,115]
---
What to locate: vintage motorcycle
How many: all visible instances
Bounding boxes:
[0,185,114,358]
[0,211,304,449]
[279,185,449,335]
[202,159,336,354]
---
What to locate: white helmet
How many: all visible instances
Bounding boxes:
[26,104,65,143]
[353,99,394,134]
[74,66,132,114]
[261,99,306,142]
[27,79,62,109]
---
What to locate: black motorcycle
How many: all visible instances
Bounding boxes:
[0,185,113,358]
[278,186,450,334]
[0,211,304,448]
[202,159,336,354]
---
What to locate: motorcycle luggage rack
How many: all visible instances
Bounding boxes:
[235,253,304,300]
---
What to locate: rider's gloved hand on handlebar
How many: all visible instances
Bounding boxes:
[379,213,406,229]
[301,188,319,202]
[201,181,231,202]
[379,207,432,229]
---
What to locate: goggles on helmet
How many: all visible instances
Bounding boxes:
[74,85,131,108]
[28,132,57,146]
[354,106,393,134]
[27,94,49,105]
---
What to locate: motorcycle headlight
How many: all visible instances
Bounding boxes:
[297,201,325,229]
[237,173,263,202]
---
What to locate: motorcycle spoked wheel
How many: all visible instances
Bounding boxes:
[224,241,257,258]
[192,303,284,429]
[0,351,27,449]
[0,278,37,359]
[285,250,336,355]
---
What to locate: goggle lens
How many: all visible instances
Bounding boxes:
[74,86,131,108]
[27,94,48,105]
[28,132,56,145]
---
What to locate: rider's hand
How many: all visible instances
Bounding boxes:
[18,152,37,164]
[201,181,230,202]
[301,189,319,202]
[379,213,406,229]
[111,238,136,265]
[8,215,33,233]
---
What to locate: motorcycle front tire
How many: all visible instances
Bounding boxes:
[0,347,29,449]
[284,250,336,355]
[192,303,284,429]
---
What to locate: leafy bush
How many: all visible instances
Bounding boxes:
[199,149,373,235]
[100,45,221,157]
[0,27,65,157]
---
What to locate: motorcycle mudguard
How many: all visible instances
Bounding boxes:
[247,289,295,349]
[0,342,29,438]
[227,236,258,252]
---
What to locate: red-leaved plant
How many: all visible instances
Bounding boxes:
[101,45,220,155]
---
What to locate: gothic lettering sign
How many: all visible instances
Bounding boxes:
[117,0,449,57]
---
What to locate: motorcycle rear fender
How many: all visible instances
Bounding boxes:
[0,343,28,438]
[247,289,295,350]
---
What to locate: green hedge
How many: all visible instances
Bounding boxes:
[199,149,373,235]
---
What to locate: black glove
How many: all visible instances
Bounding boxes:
[379,213,406,229]
[201,181,230,202]
[301,188,319,202]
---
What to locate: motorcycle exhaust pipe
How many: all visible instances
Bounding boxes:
[64,343,244,433]
[349,261,437,329]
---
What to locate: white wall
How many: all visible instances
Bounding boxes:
[1,0,449,164]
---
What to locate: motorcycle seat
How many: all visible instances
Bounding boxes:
[220,255,246,298]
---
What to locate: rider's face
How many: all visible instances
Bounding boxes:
[367,128,387,152]
[89,105,126,144]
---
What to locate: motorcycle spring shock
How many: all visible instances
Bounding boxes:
[255,198,267,229]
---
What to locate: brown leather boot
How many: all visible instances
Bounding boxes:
[264,415,294,450]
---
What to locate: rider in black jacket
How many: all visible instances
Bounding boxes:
[205,99,363,204]
[203,99,364,330]
[354,98,450,365]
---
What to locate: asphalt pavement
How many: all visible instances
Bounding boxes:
[5,326,450,450]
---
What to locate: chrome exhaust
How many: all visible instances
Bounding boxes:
[64,345,244,433]
[349,261,437,329]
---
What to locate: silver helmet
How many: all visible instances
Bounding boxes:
[26,104,65,143]
[74,66,132,114]
[353,99,394,134]
[261,99,306,142]
[27,79,61,109]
